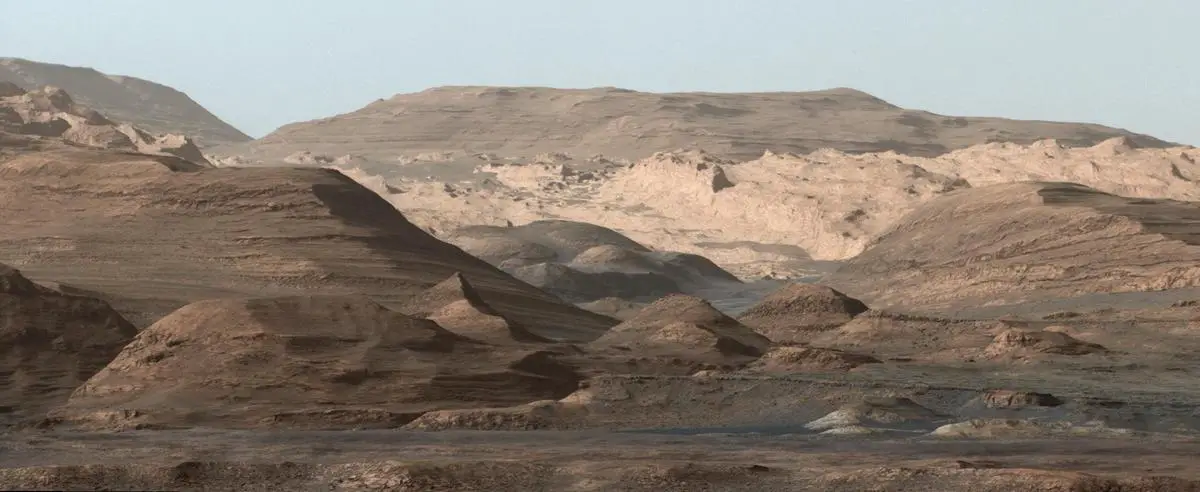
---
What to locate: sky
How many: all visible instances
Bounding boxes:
[1,0,1196,144]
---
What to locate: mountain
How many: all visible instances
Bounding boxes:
[0,57,250,147]
[221,85,1173,162]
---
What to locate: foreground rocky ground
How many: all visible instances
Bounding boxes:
[5,431,1200,491]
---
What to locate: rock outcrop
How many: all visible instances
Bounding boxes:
[980,390,1064,409]
[805,397,944,434]
[399,272,551,343]
[0,84,211,165]
[0,58,249,146]
[983,329,1108,359]
[812,311,1007,361]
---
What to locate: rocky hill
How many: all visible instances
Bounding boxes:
[0,58,249,147]
[220,85,1172,162]
[825,181,1200,310]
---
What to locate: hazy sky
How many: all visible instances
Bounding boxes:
[2,0,1196,143]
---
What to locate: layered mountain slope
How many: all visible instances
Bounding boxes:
[0,146,615,340]
[825,182,1200,309]
[0,58,249,146]
[223,86,1171,162]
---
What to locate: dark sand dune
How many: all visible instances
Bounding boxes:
[576,297,646,320]
[448,219,741,302]
[507,262,684,303]
[399,272,553,344]
[452,220,652,261]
